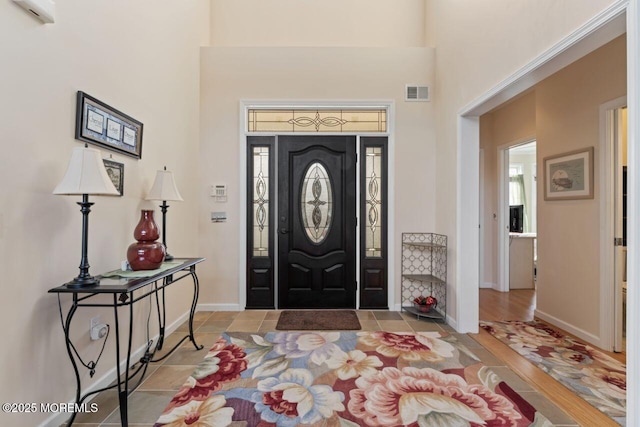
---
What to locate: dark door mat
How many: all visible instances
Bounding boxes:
[276,310,361,330]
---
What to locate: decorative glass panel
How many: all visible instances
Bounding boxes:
[252,147,269,256]
[365,147,383,257]
[301,162,333,243]
[248,109,387,133]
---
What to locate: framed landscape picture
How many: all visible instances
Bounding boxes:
[75,91,143,159]
[543,147,594,200]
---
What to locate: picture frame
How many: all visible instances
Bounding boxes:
[75,91,143,159]
[543,147,594,200]
[103,159,124,196]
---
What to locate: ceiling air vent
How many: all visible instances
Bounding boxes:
[405,85,430,102]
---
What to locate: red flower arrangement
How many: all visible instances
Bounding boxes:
[413,295,437,312]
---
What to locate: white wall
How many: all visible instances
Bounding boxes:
[210,0,427,47]
[199,47,436,309]
[0,2,208,426]
[427,0,617,326]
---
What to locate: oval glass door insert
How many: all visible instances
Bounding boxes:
[301,162,333,243]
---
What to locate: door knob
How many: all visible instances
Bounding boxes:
[280,228,289,234]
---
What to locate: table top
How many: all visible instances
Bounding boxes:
[509,232,536,239]
[48,258,205,294]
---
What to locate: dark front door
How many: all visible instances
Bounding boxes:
[278,136,356,308]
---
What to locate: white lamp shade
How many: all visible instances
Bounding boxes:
[146,169,183,202]
[53,146,119,195]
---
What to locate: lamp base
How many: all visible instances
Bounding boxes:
[164,252,174,261]
[65,275,100,288]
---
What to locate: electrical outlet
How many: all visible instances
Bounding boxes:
[90,316,101,331]
[90,316,108,340]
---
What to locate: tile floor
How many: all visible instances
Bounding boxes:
[63,310,578,426]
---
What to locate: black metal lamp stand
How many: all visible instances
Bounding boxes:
[159,200,173,261]
[147,166,182,260]
[66,194,99,288]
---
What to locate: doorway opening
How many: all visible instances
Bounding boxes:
[456,4,637,423]
[507,141,537,292]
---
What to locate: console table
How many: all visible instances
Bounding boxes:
[48,257,205,426]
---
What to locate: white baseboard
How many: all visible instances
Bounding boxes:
[197,303,242,311]
[446,314,458,331]
[534,309,603,348]
[480,282,495,289]
[40,310,190,427]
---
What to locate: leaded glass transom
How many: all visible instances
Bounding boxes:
[248,109,387,133]
[252,147,269,256]
[365,147,383,257]
[301,162,333,244]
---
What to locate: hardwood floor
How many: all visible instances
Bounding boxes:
[478,288,536,321]
[474,288,623,426]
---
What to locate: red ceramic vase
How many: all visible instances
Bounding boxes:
[127,210,166,270]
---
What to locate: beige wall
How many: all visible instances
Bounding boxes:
[0,1,208,425]
[480,92,537,287]
[199,47,436,309]
[536,35,626,335]
[210,0,427,47]
[428,0,617,323]
[478,36,626,338]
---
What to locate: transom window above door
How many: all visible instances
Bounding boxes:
[247,109,387,133]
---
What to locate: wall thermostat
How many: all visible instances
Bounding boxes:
[211,184,227,202]
[13,0,55,23]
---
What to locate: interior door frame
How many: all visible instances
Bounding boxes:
[239,100,395,310]
[496,138,536,293]
[600,95,627,352]
[458,4,638,422]
[457,0,629,331]
[479,148,486,289]
[497,142,510,293]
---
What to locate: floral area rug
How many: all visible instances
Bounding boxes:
[154,331,551,426]
[480,320,626,425]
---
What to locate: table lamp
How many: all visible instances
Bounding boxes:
[53,144,119,287]
[146,166,183,260]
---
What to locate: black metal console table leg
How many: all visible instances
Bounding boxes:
[188,268,204,350]
[113,294,128,427]
[62,297,81,427]
[155,284,165,352]
[151,270,203,363]
[124,295,135,424]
